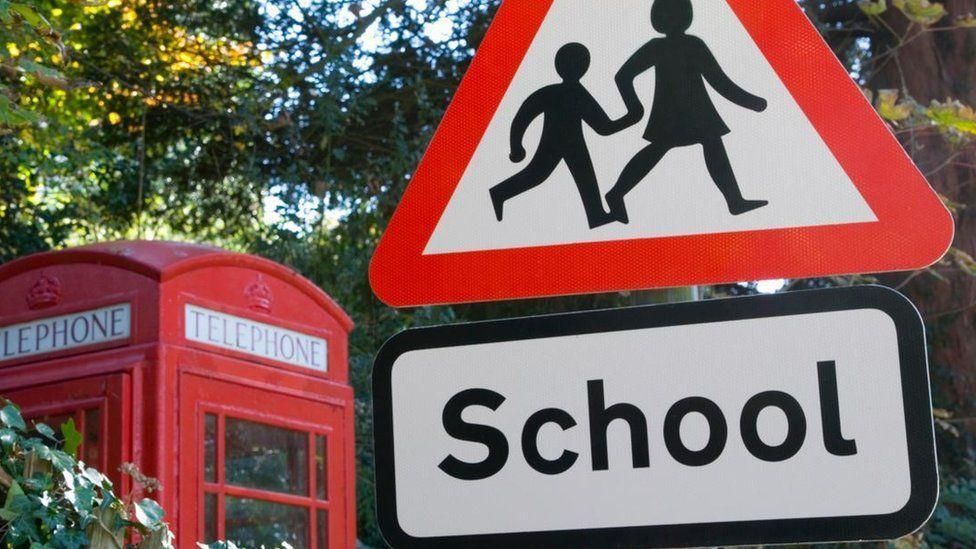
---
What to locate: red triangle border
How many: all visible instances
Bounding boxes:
[370,0,953,307]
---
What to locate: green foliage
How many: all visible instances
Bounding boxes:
[0,400,175,548]
[927,477,976,547]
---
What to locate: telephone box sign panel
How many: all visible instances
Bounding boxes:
[0,303,131,363]
[373,287,937,548]
[184,304,328,372]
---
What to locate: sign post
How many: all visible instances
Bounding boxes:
[372,286,938,548]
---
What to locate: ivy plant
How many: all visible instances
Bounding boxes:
[0,400,174,548]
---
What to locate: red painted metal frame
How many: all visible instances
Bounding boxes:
[368,0,954,307]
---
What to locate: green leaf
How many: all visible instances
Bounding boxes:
[61,418,82,457]
[134,498,165,529]
[1,478,26,521]
[0,95,42,126]
[8,2,45,28]
[34,422,56,440]
[81,467,107,487]
[1,403,27,431]
[18,59,65,80]
[0,427,19,449]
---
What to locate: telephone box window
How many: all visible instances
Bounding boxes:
[84,407,101,468]
[203,493,218,543]
[317,510,328,548]
[201,410,331,548]
[315,435,327,500]
[225,497,309,548]
[225,418,308,495]
[204,414,217,483]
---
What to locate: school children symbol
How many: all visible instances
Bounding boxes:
[369,0,953,307]
[492,0,769,229]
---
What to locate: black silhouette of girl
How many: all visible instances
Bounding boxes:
[607,0,769,223]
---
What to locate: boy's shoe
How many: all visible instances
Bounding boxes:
[489,187,505,221]
[729,199,768,216]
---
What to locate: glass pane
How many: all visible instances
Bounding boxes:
[315,436,327,500]
[203,493,218,543]
[204,414,217,483]
[317,509,328,548]
[83,408,101,468]
[225,418,308,495]
[225,497,308,549]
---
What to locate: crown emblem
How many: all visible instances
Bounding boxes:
[27,273,62,310]
[245,276,273,313]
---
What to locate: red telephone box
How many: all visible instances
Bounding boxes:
[0,241,356,548]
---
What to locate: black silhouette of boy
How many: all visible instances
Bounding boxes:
[490,42,631,229]
[606,0,769,223]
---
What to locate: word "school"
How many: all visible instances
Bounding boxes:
[439,361,857,480]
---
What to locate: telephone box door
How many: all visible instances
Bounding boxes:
[178,374,349,548]
[6,374,130,483]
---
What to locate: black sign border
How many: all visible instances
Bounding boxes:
[372,286,938,548]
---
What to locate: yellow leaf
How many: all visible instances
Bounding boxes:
[956,13,976,27]
[932,408,952,420]
[876,89,913,122]
[927,99,976,135]
[893,0,948,26]
[858,0,888,16]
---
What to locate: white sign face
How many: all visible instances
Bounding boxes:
[424,0,877,254]
[0,303,131,363]
[184,304,327,372]
[373,287,937,548]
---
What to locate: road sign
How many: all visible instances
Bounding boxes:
[369,0,953,307]
[373,286,937,548]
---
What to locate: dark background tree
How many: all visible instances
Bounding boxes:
[2,0,975,546]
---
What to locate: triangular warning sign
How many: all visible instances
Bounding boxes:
[370,0,953,307]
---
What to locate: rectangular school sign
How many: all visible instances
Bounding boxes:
[372,286,938,548]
